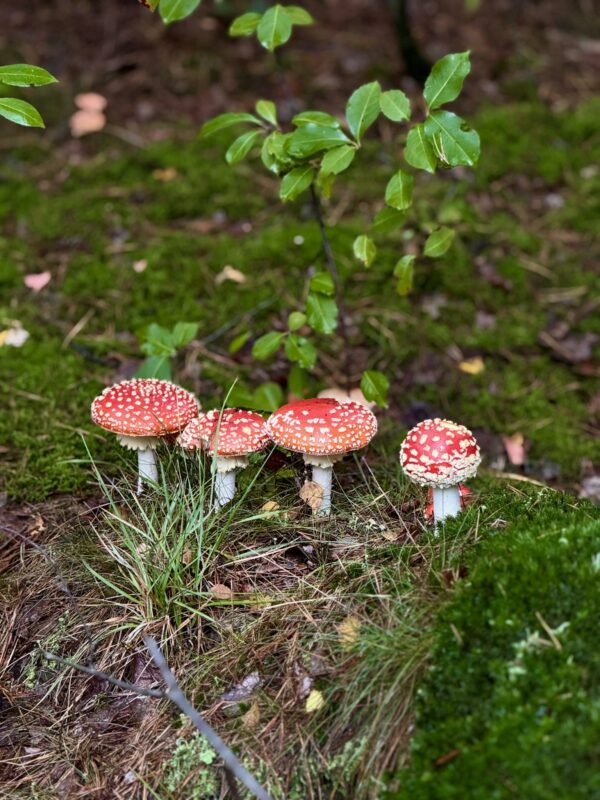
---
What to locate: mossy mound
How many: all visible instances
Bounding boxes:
[392,491,600,799]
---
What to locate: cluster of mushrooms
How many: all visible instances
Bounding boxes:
[91,378,481,524]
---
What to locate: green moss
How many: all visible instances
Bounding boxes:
[391,492,600,800]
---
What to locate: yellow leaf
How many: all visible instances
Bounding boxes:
[152,167,178,182]
[242,701,261,729]
[458,356,485,375]
[337,615,362,648]
[299,480,324,511]
[305,689,325,713]
[215,265,247,285]
[260,500,280,512]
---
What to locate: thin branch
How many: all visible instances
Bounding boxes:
[144,636,274,800]
[43,651,164,698]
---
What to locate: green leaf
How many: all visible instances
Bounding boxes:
[229,12,262,36]
[199,111,261,139]
[405,124,437,173]
[135,354,172,380]
[0,98,44,128]
[346,81,381,142]
[229,331,251,353]
[141,323,177,356]
[394,255,415,295]
[424,227,455,258]
[287,365,310,397]
[285,334,317,369]
[253,382,283,412]
[285,5,313,24]
[288,311,307,331]
[225,129,263,165]
[292,110,340,128]
[287,124,351,158]
[252,331,286,360]
[0,64,58,88]
[306,293,338,335]
[159,0,202,24]
[279,165,315,201]
[257,5,293,50]
[255,99,278,126]
[320,144,356,176]
[171,322,199,347]
[385,169,414,210]
[423,51,471,110]
[424,110,480,167]
[360,370,389,407]
[225,383,255,408]
[309,272,335,296]
[372,207,406,234]
[353,235,376,267]
[379,89,411,122]
[261,131,293,174]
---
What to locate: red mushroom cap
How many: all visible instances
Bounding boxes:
[188,408,270,457]
[177,416,204,450]
[91,379,198,437]
[400,418,480,488]
[266,398,377,456]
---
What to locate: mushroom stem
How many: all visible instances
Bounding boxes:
[137,448,158,494]
[311,465,333,516]
[214,470,236,509]
[432,486,461,525]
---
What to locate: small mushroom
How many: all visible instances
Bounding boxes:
[400,418,480,526]
[179,409,270,509]
[91,378,199,493]
[266,398,377,516]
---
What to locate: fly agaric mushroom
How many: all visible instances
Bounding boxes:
[179,409,270,509]
[400,418,480,525]
[91,378,199,493]
[266,398,377,516]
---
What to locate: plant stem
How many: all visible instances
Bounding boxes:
[309,184,352,390]
[384,0,430,84]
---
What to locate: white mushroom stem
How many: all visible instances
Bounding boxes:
[118,435,160,494]
[432,486,462,525]
[213,455,248,510]
[304,454,343,516]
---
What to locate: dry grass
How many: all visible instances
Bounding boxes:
[0,452,458,799]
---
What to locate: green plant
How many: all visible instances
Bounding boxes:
[136,321,199,379]
[392,494,600,799]
[200,33,479,404]
[0,63,57,127]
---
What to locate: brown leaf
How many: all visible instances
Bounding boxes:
[435,748,461,767]
[299,480,324,511]
[242,701,261,729]
[539,330,599,364]
[210,583,233,600]
[215,265,246,285]
[502,432,527,466]
[152,167,178,182]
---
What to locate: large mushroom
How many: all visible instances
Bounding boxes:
[266,398,377,516]
[91,378,199,493]
[400,418,480,526]
[179,409,270,509]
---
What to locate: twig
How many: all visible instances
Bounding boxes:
[43,652,164,698]
[143,636,274,800]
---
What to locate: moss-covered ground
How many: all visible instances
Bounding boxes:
[1,48,599,797]
[1,99,599,499]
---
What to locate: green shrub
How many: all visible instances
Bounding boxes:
[393,496,600,799]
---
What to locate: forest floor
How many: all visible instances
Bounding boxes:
[1,1,599,798]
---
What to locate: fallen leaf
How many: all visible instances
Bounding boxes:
[74,92,107,112]
[458,356,485,375]
[0,326,30,347]
[221,671,262,702]
[210,583,233,600]
[502,432,527,466]
[24,271,51,292]
[305,688,325,713]
[337,615,361,648]
[70,109,106,137]
[152,167,178,182]
[242,701,261,729]
[539,330,599,364]
[215,265,247,285]
[435,748,461,767]
[132,259,148,273]
[299,480,324,512]
[260,500,280,512]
